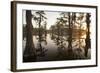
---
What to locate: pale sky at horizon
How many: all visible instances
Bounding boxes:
[23,10,61,29]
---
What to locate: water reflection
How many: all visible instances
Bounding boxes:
[23,11,91,62]
[23,32,91,62]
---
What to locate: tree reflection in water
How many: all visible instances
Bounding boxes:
[50,34,86,60]
[36,34,48,58]
[23,10,91,62]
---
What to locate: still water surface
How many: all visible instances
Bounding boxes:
[23,33,91,62]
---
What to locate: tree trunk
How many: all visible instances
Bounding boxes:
[84,13,91,57]
[66,12,74,59]
[68,12,72,51]
[23,10,36,62]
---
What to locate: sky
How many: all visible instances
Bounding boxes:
[23,10,61,29]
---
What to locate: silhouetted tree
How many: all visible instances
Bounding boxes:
[43,21,47,36]
[85,13,91,57]
[67,12,77,59]
[33,11,48,57]
[23,10,36,62]
[67,12,72,51]
[35,11,47,41]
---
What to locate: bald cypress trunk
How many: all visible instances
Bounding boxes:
[84,13,91,57]
[23,10,36,62]
[68,12,72,51]
[66,12,74,59]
